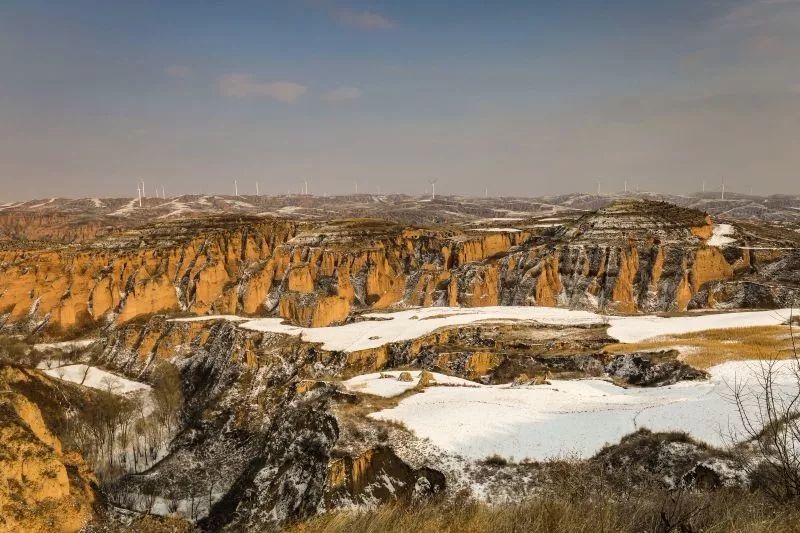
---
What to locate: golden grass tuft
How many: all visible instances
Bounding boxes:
[604,325,797,369]
[292,490,800,533]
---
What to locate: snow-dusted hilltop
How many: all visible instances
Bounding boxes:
[1,198,799,342]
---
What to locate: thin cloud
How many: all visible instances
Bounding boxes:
[218,74,307,102]
[333,8,394,30]
[165,65,193,78]
[322,87,363,101]
[718,0,800,30]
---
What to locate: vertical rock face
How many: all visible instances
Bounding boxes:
[0,367,97,533]
[99,313,446,530]
[0,213,108,243]
[0,201,796,334]
[97,314,346,531]
[195,383,340,532]
[325,447,445,509]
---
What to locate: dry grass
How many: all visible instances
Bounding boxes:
[604,325,796,369]
[292,490,800,533]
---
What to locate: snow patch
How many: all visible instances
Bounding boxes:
[607,308,797,343]
[473,228,521,233]
[27,198,56,209]
[38,363,150,394]
[240,306,605,352]
[168,315,250,323]
[34,338,99,351]
[707,224,735,246]
[111,198,139,217]
[343,371,478,397]
[236,306,798,352]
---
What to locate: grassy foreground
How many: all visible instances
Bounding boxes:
[292,491,800,533]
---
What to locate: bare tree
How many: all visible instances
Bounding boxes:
[732,306,800,501]
[151,361,183,436]
[79,364,91,386]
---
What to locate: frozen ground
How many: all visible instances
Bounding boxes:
[240,306,604,352]
[34,338,99,351]
[168,315,250,323]
[238,306,797,352]
[607,308,796,343]
[342,370,478,397]
[38,363,150,394]
[369,360,799,461]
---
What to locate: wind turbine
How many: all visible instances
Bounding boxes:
[721,180,725,200]
[141,181,146,198]
[234,180,239,197]
[161,185,166,199]
[304,180,309,195]
[256,182,260,196]
[429,179,438,200]
[137,184,142,207]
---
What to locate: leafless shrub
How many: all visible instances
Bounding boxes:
[731,306,800,501]
[656,489,707,533]
[482,454,509,467]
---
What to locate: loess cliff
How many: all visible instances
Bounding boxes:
[0,366,98,533]
[1,200,797,336]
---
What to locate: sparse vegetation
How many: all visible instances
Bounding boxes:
[729,316,800,503]
[482,454,509,467]
[292,489,800,533]
[604,325,795,368]
[0,335,33,365]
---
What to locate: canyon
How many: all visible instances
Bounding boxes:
[1,194,799,531]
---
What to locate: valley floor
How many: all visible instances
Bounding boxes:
[362,360,798,461]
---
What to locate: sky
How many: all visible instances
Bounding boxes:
[1,0,800,200]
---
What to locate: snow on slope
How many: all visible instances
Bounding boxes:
[240,306,796,351]
[111,198,138,217]
[34,338,99,351]
[370,360,799,460]
[38,363,150,394]
[240,307,605,352]
[343,370,478,397]
[169,315,250,323]
[607,308,797,343]
[708,223,735,246]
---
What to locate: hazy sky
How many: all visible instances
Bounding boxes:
[2,0,800,200]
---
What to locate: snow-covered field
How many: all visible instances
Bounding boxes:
[238,306,797,352]
[38,363,150,394]
[169,315,250,323]
[343,370,478,397]
[607,308,796,343]
[34,338,99,351]
[370,360,799,460]
[240,307,605,352]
